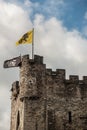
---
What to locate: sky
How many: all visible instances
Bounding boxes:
[1,0,87,130]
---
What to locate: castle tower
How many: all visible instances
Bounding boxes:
[4,54,87,130]
[10,55,46,130]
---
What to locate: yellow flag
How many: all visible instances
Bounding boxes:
[16,30,33,45]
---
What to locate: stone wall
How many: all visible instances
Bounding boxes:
[10,55,87,130]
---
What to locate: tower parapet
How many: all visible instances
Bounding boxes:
[3,54,87,130]
[83,76,87,84]
[34,55,43,64]
[11,81,19,100]
[19,54,45,101]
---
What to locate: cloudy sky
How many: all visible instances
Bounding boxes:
[1,0,87,129]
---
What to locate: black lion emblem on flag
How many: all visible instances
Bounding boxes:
[19,33,29,44]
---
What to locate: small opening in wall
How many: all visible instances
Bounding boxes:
[29,96,39,100]
[68,111,72,123]
[16,111,20,130]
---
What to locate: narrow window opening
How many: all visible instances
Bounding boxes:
[68,111,72,123]
[29,96,39,100]
[16,111,20,130]
[48,110,55,130]
[36,119,38,130]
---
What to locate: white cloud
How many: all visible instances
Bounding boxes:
[0,87,10,130]
[23,0,65,18]
[34,15,87,76]
[0,111,10,130]
[0,1,32,130]
[24,0,32,7]
[84,12,87,20]
[43,0,65,16]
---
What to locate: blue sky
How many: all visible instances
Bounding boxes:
[5,0,87,33]
[1,0,87,130]
[17,0,87,32]
[61,0,87,31]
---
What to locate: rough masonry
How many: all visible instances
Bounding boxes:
[6,54,87,130]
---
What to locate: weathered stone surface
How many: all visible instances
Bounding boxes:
[10,54,87,130]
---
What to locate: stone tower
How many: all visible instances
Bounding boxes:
[10,55,46,130]
[4,54,87,130]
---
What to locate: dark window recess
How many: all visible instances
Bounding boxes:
[35,119,38,130]
[80,116,87,120]
[48,110,55,130]
[80,116,87,125]
[16,111,20,130]
[29,96,39,100]
[68,111,72,123]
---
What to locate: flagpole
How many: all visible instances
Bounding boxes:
[32,28,34,59]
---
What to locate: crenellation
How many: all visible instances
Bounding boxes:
[52,71,56,76]
[69,75,79,81]
[46,69,52,75]
[56,69,65,75]
[83,76,87,84]
[56,69,65,80]
[79,80,83,85]
[69,75,79,84]
[83,76,87,80]
[11,81,19,91]
[4,54,87,130]
[34,55,43,64]
[21,55,29,64]
[46,69,65,80]
[11,81,19,100]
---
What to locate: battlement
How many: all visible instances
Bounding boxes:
[21,54,29,62]
[5,54,87,130]
[46,69,65,82]
[83,76,87,84]
[46,69,65,75]
[11,81,19,99]
[5,54,87,99]
[65,75,87,85]
[69,75,79,81]
[67,75,87,82]
[46,69,52,75]
[21,54,43,66]
[83,76,87,80]
[34,55,43,64]
[46,68,87,86]
[11,81,19,91]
